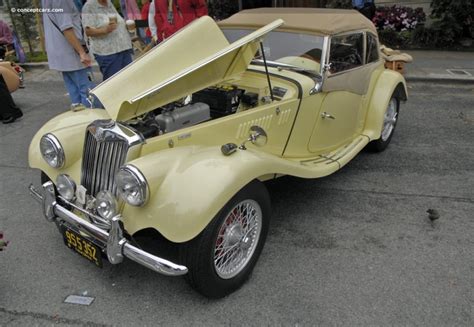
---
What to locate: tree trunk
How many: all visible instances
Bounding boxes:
[5,0,20,34]
[32,0,45,54]
[20,13,34,55]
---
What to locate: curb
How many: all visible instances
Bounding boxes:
[405,76,474,84]
[20,62,100,71]
[20,62,49,70]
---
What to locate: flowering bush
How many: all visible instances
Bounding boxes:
[373,6,426,32]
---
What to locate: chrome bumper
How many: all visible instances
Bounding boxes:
[28,182,188,276]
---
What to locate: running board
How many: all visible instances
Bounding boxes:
[298,135,370,171]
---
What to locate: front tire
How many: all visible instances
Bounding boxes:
[180,180,271,298]
[369,96,399,152]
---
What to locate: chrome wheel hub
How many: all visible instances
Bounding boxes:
[381,98,398,142]
[224,224,244,247]
[214,199,262,279]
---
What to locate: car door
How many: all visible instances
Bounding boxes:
[308,32,368,153]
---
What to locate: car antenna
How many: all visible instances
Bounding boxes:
[259,42,274,102]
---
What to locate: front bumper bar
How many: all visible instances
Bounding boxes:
[29,182,188,276]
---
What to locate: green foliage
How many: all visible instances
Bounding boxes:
[430,0,474,40]
[111,0,122,12]
[26,51,48,62]
[378,29,413,48]
[411,24,457,48]
[409,0,474,48]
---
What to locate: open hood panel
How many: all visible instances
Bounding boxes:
[91,16,283,121]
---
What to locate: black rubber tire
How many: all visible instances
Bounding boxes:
[180,180,271,298]
[368,96,400,152]
[41,171,51,184]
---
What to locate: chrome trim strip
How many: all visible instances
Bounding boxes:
[29,183,188,276]
[321,36,330,78]
[86,120,143,146]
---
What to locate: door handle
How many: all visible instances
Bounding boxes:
[321,112,336,120]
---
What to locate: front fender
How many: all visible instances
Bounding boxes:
[364,69,408,140]
[28,109,111,182]
[122,146,275,242]
[122,145,326,242]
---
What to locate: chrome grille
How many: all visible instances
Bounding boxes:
[80,120,142,197]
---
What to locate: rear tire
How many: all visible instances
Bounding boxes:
[180,180,271,298]
[368,96,399,152]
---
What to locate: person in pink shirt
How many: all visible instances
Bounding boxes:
[0,20,14,60]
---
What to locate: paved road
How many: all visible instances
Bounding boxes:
[0,80,473,326]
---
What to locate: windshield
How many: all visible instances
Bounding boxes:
[221,29,325,73]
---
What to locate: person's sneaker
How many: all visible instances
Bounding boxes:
[2,110,23,124]
[70,103,86,112]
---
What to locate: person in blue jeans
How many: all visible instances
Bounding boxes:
[82,0,133,81]
[42,0,96,108]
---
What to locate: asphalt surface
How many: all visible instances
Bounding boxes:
[0,78,473,326]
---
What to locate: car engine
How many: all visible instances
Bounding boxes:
[127,85,260,139]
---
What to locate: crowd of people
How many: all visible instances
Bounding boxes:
[1,0,208,124]
[42,0,207,110]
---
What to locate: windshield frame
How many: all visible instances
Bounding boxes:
[221,28,328,75]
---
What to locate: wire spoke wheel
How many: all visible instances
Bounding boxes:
[181,181,270,298]
[368,94,400,153]
[381,98,398,142]
[213,200,262,279]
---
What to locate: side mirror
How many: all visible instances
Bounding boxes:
[249,126,268,147]
[239,126,268,150]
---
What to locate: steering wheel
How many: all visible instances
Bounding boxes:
[276,56,321,72]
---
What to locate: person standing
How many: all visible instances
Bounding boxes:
[0,73,22,124]
[82,0,133,81]
[0,20,14,60]
[148,0,159,43]
[140,0,152,44]
[42,0,94,108]
[153,0,208,41]
[353,0,376,21]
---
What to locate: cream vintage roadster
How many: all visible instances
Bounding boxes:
[28,8,407,298]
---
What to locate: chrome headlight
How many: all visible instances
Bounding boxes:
[116,165,149,206]
[40,134,65,168]
[95,190,118,220]
[56,174,76,201]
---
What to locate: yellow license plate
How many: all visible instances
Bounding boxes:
[62,227,102,267]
